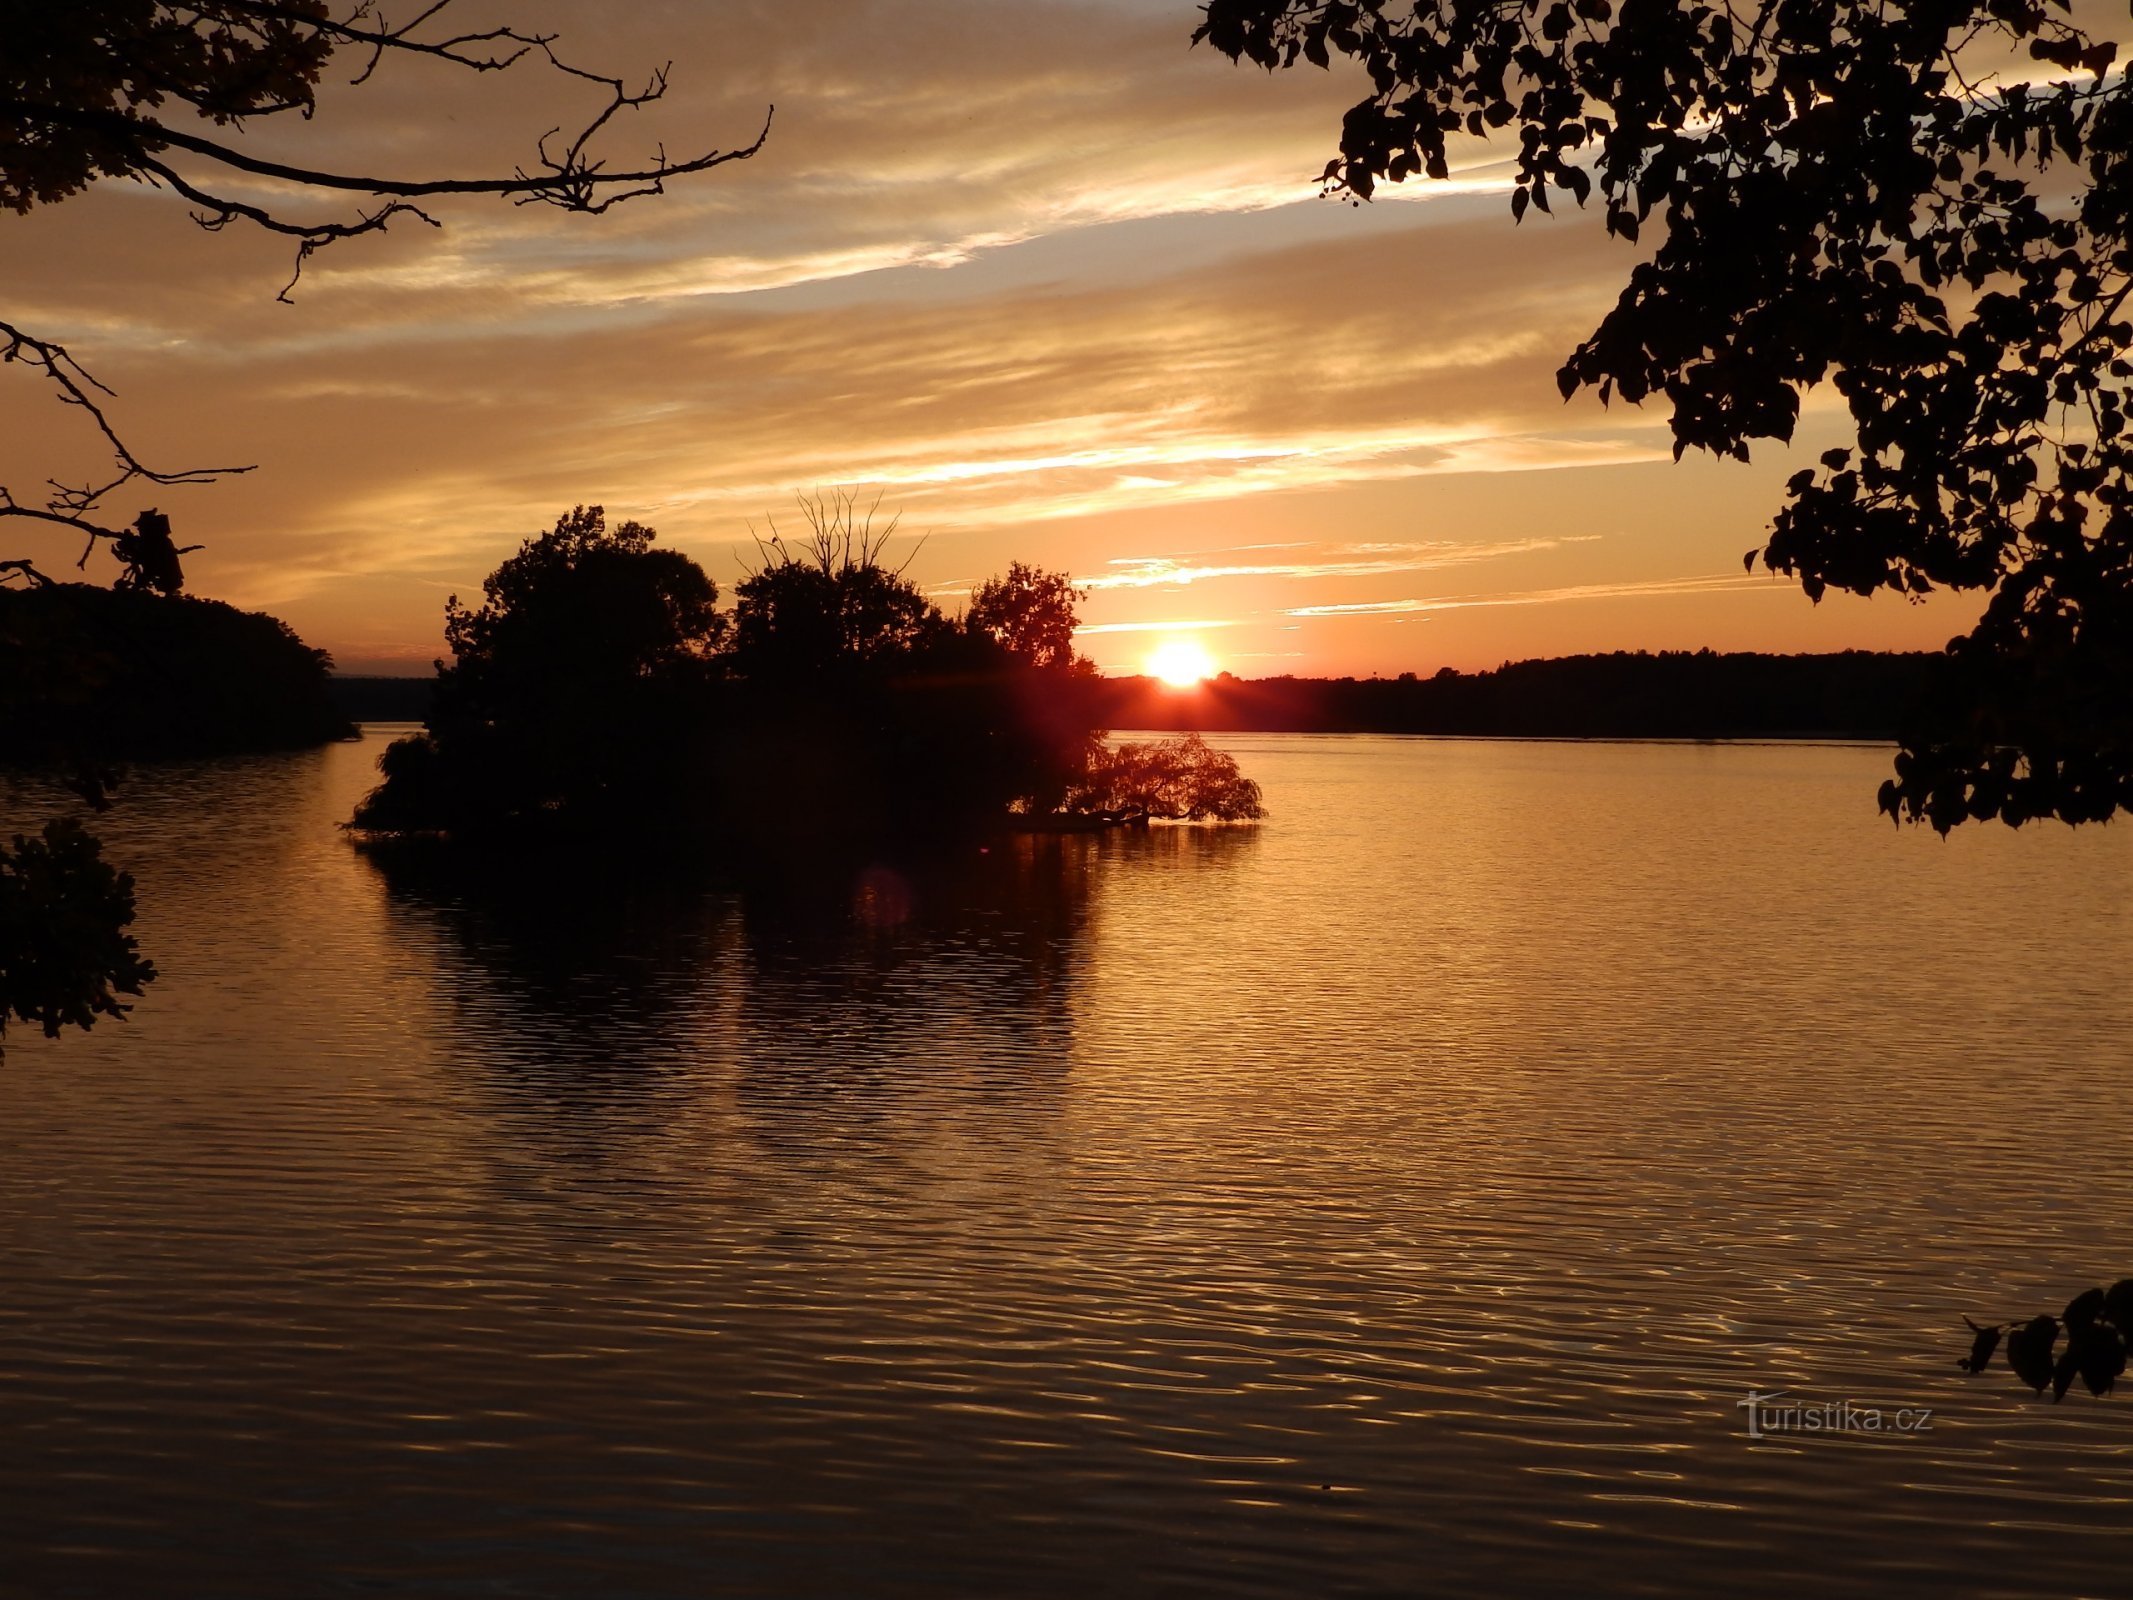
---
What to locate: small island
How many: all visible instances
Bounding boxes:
[346,500,1265,857]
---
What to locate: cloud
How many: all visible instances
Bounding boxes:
[2,0,1974,673]
[1283,573,1784,618]
[1281,599,1439,617]
[1085,535,1599,591]
[1074,618,1241,635]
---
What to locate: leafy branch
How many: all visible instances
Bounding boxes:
[1959,1280,2133,1401]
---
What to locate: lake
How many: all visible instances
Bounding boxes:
[4,729,2131,1597]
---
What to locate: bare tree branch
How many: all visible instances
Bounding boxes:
[0,95,772,209]
[0,320,253,578]
[3,2,772,583]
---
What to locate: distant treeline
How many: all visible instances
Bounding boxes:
[334,649,1938,742]
[1093,650,1942,740]
[1,582,352,762]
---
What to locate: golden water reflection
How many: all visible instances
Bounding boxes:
[3,732,2130,1596]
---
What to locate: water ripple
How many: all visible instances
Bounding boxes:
[3,733,2131,1596]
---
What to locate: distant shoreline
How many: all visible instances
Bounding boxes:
[1104,730,1900,748]
[334,648,1941,743]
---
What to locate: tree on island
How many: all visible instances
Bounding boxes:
[3,3,770,1034]
[350,506,724,837]
[968,562,1088,672]
[1062,733,1267,824]
[727,494,951,680]
[1198,0,2132,830]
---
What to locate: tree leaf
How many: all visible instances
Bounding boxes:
[2007,1315,2059,1393]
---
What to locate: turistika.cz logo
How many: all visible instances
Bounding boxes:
[1737,1390,1934,1439]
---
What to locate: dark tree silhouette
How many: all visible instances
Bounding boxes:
[727,493,949,680]
[351,506,723,836]
[1198,0,2132,829]
[0,818,154,1039]
[1064,732,1266,823]
[967,562,1087,672]
[713,496,1097,847]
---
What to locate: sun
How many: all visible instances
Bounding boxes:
[1147,638,1216,688]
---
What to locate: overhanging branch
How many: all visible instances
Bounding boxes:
[4,2,773,587]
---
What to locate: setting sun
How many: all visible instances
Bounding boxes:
[1147,638,1217,687]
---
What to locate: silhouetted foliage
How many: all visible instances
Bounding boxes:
[1198,0,2133,828]
[715,501,1103,848]
[352,500,1246,857]
[1960,1281,2133,1402]
[0,817,154,1040]
[727,493,948,680]
[967,562,1086,672]
[1064,733,1266,822]
[0,581,350,763]
[351,507,722,837]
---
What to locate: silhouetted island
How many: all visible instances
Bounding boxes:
[0,582,353,763]
[345,502,1262,859]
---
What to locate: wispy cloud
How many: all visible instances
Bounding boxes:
[1087,535,1597,591]
[0,0,1970,673]
[1074,618,1241,635]
[1281,598,1438,617]
[1284,573,1783,618]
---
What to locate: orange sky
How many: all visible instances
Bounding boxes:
[2,0,1980,676]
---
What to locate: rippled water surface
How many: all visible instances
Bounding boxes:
[6,731,2133,1597]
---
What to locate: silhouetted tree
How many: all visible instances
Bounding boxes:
[0,818,154,1040]
[1198,0,2132,829]
[1064,732,1266,822]
[967,562,1087,671]
[720,497,1093,846]
[727,493,949,680]
[960,564,1106,817]
[352,506,722,836]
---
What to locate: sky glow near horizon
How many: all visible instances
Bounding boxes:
[1,0,1982,674]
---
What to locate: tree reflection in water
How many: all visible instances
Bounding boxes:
[358,827,1261,1178]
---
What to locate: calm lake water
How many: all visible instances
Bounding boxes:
[5,729,2133,1597]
